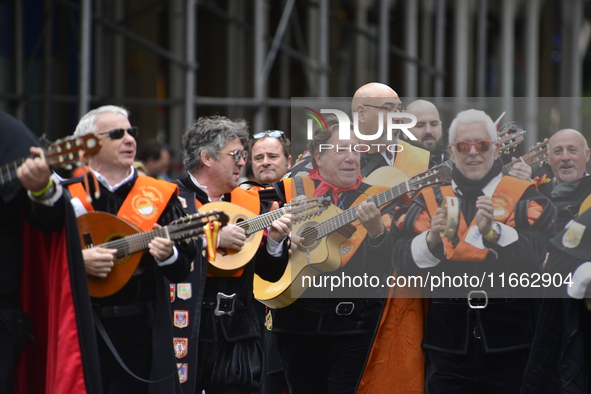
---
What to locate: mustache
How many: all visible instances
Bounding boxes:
[558,162,575,170]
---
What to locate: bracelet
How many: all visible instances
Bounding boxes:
[31,179,53,197]
[483,228,496,239]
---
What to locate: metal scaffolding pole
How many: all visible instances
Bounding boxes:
[420,0,435,97]
[500,0,515,122]
[318,0,329,96]
[475,0,487,97]
[185,0,196,134]
[405,0,418,97]
[79,0,92,118]
[434,0,446,97]
[525,0,541,146]
[378,0,390,84]
[254,0,267,132]
[453,0,469,98]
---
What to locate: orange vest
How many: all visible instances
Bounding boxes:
[68,175,177,232]
[418,176,535,262]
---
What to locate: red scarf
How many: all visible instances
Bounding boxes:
[309,168,363,204]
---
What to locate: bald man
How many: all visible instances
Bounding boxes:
[549,128,590,185]
[350,83,430,178]
[404,99,448,166]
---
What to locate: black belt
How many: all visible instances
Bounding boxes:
[92,302,150,318]
[297,299,375,316]
[432,290,517,309]
[202,292,246,316]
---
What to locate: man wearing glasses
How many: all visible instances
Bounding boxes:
[65,105,197,393]
[392,109,555,392]
[250,130,292,185]
[350,82,430,179]
[174,115,291,394]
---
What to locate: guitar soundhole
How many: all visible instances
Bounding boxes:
[299,227,318,248]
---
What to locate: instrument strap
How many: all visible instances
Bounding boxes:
[93,309,176,384]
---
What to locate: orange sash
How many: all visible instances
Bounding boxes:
[68,176,177,232]
[419,176,534,262]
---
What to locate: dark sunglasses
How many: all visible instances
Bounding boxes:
[253,130,285,140]
[98,127,139,140]
[217,149,249,163]
[453,140,494,154]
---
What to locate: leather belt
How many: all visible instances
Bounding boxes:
[297,299,375,316]
[202,292,245,316]
[432,290,517,309]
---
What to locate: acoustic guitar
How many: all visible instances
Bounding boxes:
[198,196,331,273]
[0,133,101,185]
[254,165,452,308]
[78,210,228,298]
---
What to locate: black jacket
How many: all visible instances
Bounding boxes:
[271,179,397,335]
[175,176,289,342]
[393,179,555,353]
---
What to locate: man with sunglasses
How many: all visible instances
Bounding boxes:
[64,105,197,393]
[249,130,292,185]
[173,115,291,394]
[392,109,555,393]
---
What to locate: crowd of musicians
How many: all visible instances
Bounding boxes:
[3,82,591,394]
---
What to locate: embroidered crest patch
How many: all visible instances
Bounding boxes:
[174,310,189,328]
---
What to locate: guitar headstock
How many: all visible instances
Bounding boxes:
[168,210,230,241]
[521,139,549,167]
[44,133,102,167]
[408,165,452,194]
[286,196,331,222]
[497,123,526,155]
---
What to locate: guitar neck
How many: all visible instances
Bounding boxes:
[101,227,170,258]
[238,208,288,236]
[315,182,411,239]
[501,158,522,176]
[0,158,27,186]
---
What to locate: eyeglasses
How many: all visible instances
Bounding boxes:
[217,149,249,163]
[453,140,494,154]
[363,104,407,113]
[253,130,285,140]
[97,127,139,140]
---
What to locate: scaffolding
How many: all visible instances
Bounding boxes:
[0,0,589,151]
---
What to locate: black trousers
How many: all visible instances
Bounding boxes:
[275,331,374,394]
[96,314,153,394]
[425,339,530,394]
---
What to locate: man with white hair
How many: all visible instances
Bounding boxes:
[393,109,555,392]
[64,105,197,393]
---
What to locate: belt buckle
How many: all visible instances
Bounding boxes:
[214,292,237,316]
[335,302,355,316]
[467,290,488,309]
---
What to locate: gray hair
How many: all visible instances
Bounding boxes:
[182,115,249,173]
[74,105,129,137]
[448,109,496,144]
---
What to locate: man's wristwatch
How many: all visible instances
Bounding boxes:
[484,222,501,241]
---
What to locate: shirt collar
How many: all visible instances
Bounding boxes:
[90,167,135,193]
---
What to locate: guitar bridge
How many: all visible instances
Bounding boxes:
[82,232,94,248]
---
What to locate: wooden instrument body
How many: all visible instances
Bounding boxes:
[198,201,263,272]
[78,211,143,298]
[254,205,353,308]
